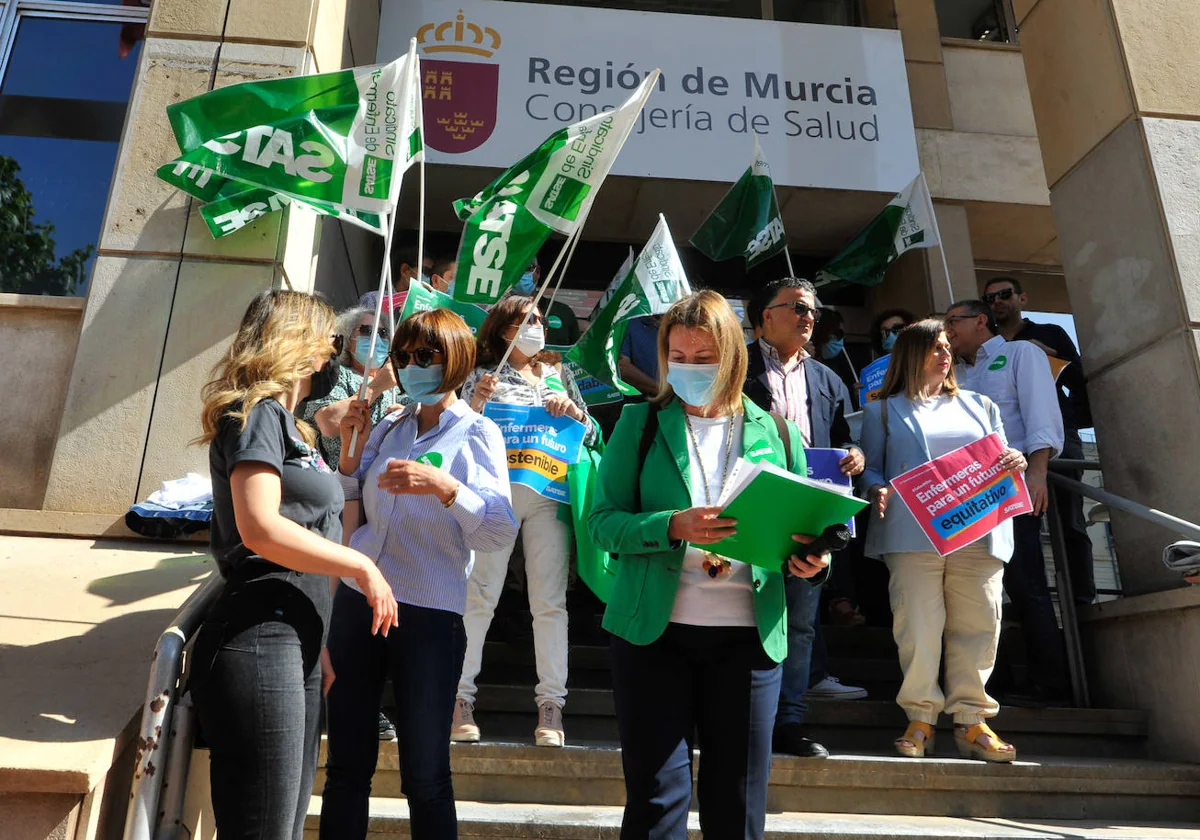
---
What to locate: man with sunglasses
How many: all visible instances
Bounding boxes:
[984,277,1096,610]
[744,276,868,759]
[945,299,1068,708]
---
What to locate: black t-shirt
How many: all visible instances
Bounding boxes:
[209,400,343,621]
[1013,318,1091,431]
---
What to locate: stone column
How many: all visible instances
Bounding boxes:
[1015,0,1200,596]
[42,0,379,515]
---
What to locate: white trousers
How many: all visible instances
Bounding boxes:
[884,543,1004,725]
[458,484,570,708]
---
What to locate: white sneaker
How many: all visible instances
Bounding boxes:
[451,697,480,743]
[534,701,565,748]
[806,676,868,700]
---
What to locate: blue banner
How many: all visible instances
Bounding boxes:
[804,448,857,538]
[859,354,890,406]
[483,404,588,503]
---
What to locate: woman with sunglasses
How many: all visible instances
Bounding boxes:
[870,308,916,359]
[321,309,518,840]
[300,306,405,471]
[191,290,399,840]
[454,294,595,748]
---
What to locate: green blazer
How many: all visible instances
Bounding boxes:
[588,397,809,663]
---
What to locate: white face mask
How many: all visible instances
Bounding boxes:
[513,322,545,356]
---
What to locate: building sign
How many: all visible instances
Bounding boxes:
[378,0,920,193]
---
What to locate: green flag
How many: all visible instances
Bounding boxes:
[567,215,691,395]
[157,160,384,238]
[816,173,940,288]
[689,136,786,269]
[163,43,422,216]
[453,72,659,306]
[397,278,487,335]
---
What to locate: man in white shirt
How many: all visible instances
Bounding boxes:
[946,299,1068,707]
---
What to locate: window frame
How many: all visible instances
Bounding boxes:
[0,0,150,84]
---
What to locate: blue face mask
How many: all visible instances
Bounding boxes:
[822,338,845,361]
[397,364,447,403]
[881,332,897,353]
[354,335,390,369]
[666,362,720,408]
[513,271,536,296]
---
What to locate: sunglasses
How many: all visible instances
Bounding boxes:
[516,312,546,327]
[390,346,443,369]
[943,314,978,326]
[331,334,345,356]
[355,323,391,340]
[766,301,822,322]
[983,288,1016,304]
[882,324,906,336]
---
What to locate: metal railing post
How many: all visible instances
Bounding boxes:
[123,574,224,840]
[1044,480,1090,708]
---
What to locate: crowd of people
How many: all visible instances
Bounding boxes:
[188,252,1093,838]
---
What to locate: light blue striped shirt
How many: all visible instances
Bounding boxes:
[339,400,518,615]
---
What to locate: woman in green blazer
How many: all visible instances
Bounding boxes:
[589,291,830,840]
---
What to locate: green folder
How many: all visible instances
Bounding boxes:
[709,459,869,570]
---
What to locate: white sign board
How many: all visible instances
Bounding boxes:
[379,0,920,193]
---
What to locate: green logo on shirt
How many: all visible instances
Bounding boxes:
[747,446,774,462]
[545,375,566,393]
[548,315,563,329]
[416,452,444,469]
[988,355,1008,371]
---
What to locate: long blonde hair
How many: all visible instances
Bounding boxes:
[197,290,336,446]
[879,318,959,401]
[654,290,748,417]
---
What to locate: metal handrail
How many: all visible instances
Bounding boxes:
[1045,458,1200,709]
[123,572,224,840]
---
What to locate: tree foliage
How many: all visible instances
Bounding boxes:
[0,155,94,296]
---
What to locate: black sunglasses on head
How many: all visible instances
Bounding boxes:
[766,301,822,322]
[983,288,1016,304]
[390,346,443,369]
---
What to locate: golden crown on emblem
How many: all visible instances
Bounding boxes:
[416,11,501,58]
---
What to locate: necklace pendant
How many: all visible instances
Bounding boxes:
[703,552,731,579]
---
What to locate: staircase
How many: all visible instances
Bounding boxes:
[302,592,1200,838]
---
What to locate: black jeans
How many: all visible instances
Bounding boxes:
[1058,430,1097,604]
[320,585,467,840]
[611,624,781,840]
[190,580,325,840]
[1006,514,1069,694]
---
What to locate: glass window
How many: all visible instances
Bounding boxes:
[0,16,141,296]
[935,0,1016,42]
[773,0,861,26]
[497,0,763,19]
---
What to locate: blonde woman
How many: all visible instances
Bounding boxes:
[589,291,830,838]
[189,290,398,840]
[861,320,1026,763]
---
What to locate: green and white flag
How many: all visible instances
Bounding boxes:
[689,136,786,269]
[567,214,691,395]
[588,247,635,320]
[453,71,659,306]
[397,278,487,335]
[157,160,384,238]
[816,173,939,287]
[163,42,422,217]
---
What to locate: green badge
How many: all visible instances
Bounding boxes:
[416,452,444,469]
[746,445,774,462]
[988,355,1008,371]
[548,314,563,329]
[545,375,567,393]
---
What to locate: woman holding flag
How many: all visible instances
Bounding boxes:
[454,294,594,748]
[861,319,1026,762]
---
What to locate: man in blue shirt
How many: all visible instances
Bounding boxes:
[946,299,1068,707]
[618,315,661,399]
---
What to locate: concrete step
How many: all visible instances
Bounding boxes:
[462,691,1148,758]
[303,797,1200,838]
[314,740,1198,821]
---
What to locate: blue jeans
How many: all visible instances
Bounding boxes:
[190,579,325,840]
[611,625,781,840]
[319,585,467,840]
[776,575,822,726]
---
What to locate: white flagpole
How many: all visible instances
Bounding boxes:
[416,153,427,294]
[921,173,956,309]
[347,211,396,459]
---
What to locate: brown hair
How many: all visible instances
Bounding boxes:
[393,308,476,394]
[197,290,336,446]
[474,293,560,367]
[879,318,958,401]
[654,290,748,417]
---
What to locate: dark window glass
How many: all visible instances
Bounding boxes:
[774,0,861,26]
[935,0,1016,42]
[0,17,141,296]
[497,0,763,19]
